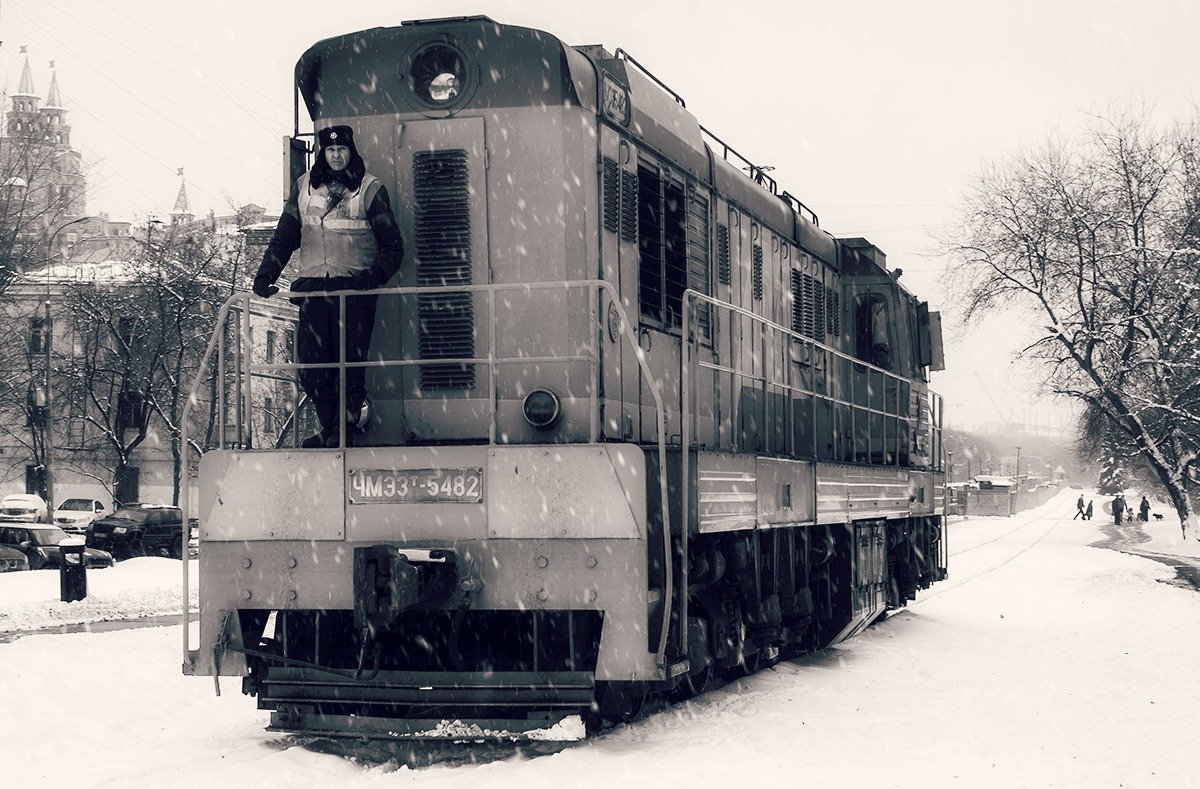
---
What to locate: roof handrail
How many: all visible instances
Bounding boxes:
[700,124,777,195]
[781,190,820,227]
[614,48,686,108]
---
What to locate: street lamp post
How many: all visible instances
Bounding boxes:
[41,215,95,511]
[1015,445,1022,482]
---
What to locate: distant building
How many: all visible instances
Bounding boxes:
[2,55,90,266]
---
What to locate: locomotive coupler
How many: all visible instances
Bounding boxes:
[352,547,460,637]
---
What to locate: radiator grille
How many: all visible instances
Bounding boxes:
[413,150,475,390]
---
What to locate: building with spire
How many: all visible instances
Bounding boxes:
[1,52,91,268]
[3,54,87,220]
[169,169,194,225]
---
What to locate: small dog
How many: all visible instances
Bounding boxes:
[1152,513,1164,521]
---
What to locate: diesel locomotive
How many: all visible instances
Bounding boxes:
[180,16,948,738]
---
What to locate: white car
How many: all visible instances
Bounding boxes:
[52,497,109,535]
[0,493,48,523]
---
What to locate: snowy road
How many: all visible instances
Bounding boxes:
[4,489,1199,787]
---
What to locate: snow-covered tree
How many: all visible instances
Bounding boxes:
[944,106,1200,534]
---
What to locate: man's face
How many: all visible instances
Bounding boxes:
[325,145,350,172]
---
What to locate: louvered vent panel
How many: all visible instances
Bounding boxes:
[752,243,763,300]
[413,150,475,390]
[686,188,710,340]
[602,156,619,233]
[826,288,840,337]
[802,275,818,338]
[814,280,826,338]
[620,171,638,242]
[716,224,730,285]
[790,270,804,334]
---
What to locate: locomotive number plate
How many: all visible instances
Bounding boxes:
[348,468,484,504]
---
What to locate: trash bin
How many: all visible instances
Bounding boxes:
[59,536,87,602]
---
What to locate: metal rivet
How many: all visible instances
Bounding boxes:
[588,589,598,603]
[243,590,252,600]
[537,589,549,601]
[288,590,298,601]
[288,557,298,569]
[536,556,549,568]
[586,557,598,568]
[242,558,252,569]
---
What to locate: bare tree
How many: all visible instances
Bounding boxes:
[944,106,1200,535]
[0,135,82,293]
[51,226,251,506]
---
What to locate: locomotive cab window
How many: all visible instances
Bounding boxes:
[854,295,893,371]
[637,161,688,329]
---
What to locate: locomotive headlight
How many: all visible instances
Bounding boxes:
[429,73,460,102]
[523,389,561,429]
[410,43,467,106]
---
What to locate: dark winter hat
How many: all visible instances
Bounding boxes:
[317,125,355,149]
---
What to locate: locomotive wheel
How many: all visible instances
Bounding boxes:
[734,649,761,677]
[671,662,713,702]
[619,688,648,722]
[596,682,650,723]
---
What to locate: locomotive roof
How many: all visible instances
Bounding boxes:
[297,19,866,271]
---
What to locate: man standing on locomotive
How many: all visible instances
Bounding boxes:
[253,124,404,448]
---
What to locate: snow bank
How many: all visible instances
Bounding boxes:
[0,557,196,633]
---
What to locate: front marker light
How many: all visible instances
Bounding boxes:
[523,389,561,429]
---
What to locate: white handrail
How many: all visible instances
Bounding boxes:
[180,279,675,672]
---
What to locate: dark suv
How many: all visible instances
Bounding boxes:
[86,505,186,559]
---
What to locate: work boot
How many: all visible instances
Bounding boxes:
[302,425,336,448]
[324,422,364,448]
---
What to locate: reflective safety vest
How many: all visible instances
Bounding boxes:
[292,172,379,278]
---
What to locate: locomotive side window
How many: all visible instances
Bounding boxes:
[637,163,664,323]
[685,184,711,340]
[854,295,893,370]
[636,161,689,328]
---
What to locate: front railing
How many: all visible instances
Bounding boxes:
[180,280,675,672]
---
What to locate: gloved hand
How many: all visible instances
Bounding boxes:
[252,278,279,299]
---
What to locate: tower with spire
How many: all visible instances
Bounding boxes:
[169,168,194,225]
[3,51,87,222]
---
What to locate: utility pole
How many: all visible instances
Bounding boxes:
[42,215,95,511]
[43,297,54,510]
[1015,445,1022,481]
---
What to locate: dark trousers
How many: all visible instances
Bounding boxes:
[295,286,378,432]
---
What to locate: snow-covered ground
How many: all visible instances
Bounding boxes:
[3,488,1198,787]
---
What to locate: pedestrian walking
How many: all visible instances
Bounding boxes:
[1112,494,1126,525]
[1073,494,1086,520]
[1084,500,1093,520]
[1138,496,1151,523]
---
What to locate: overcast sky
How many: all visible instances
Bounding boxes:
[4,0,1196,430]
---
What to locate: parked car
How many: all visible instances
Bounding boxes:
[87,505,186,559]
[0,545,30,572]
[0,524,114,569]
[0,493,48,522]
[52,497,110,534]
